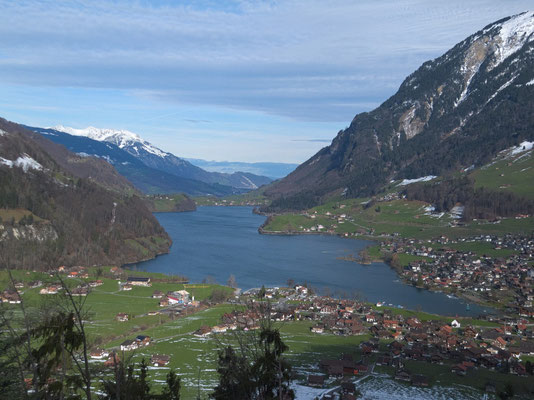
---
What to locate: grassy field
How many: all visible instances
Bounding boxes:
[263,197,534,241]
[3,267,532,397]
[446,241,518,258]
[0,208,45,223]
[471,149,534,199]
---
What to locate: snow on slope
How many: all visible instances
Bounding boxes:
[51,125,169,159]
[397,175,437,186]
[0,154,43,172]
[510,140,534,155]
[490,11,534,69]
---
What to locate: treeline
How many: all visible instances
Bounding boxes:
[403,176,534,220]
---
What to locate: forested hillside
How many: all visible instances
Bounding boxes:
[0,118,171,269]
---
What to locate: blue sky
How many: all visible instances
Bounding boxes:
[0,0,531,162]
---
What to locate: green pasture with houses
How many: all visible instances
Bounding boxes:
[1,268,532,397]
[263,197,534,241]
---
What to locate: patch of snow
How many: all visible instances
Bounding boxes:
[51,124,169,159]
[239,174,257,189]
[485,74,518,104]
[510,141,534,155]
[491,11,534,69]
[526,78,534,86]
[397,175,437,186]
[292,383,330,400]
[39,130,56,136]
[77,152,91,157]
[454,59,483,107]
[0,129,7,136]
[0,153,43,172]
[141,143,168,158]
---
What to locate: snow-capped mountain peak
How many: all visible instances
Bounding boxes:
[51,125,169,158]
[486,11,534,69]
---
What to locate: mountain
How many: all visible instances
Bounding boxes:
[185,159,298,179]
[30,126,240,196]
[263,11,534,211]
[0,118,171,269]
[45,125,273,191]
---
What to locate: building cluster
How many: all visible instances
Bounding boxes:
[383,234,534,314]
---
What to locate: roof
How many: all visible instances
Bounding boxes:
[127,277,150,282]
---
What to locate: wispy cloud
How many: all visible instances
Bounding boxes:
[0,0,531,122]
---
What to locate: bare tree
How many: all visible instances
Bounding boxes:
[227,274,237,289]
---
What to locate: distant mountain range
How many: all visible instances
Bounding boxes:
[0,118,171,269]
[28,125,273,195]
[185,159,298,179]
[263,11,534,211]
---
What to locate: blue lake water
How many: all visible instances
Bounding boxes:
[133,206,490,317]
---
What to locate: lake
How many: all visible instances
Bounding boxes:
[133,206,490,316]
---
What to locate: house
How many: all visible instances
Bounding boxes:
[212,325,228,334]
[121,284,132,291]
[126,277,151,287]
[451,319,461,328]
[152,290,164,299]
[135,335,151,346]
[151,354,170,367]
[89,280,103,287]
[194,326,212,337]
[39,285,61,295]
[494,336,507,350]
[120,339,138,351]
[71,287,89,296]
[90,349,110,359]
[116,313,129,322]
[167,296,180,305]
[311,325,324,334]
[159,298,169,307]
[28,280,43,289]
[1,290,21,304]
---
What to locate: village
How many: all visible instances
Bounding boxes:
[378,233,534,315]
[2,262,534,398]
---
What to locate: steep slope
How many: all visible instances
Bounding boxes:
[0,118,171,269]
[46,125,273,190]
[30,127,239,196]
[264,11,534,211]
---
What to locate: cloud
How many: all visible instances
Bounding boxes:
[0,0,532,122]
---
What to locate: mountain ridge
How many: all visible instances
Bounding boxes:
[263,11,534,211]
[46,125,272,191]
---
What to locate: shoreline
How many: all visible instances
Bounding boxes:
[258,219,500,315]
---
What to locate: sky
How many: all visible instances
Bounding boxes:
[0,0,532,163]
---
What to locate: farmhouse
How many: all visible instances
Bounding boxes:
[120,339,138,351]
[116,313,129,322]
[126,277,151,287]
[90,349,109,359]
[151,354,170,367]
[0,290,21,304]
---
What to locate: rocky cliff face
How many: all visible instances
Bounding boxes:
[264,12,534,211]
